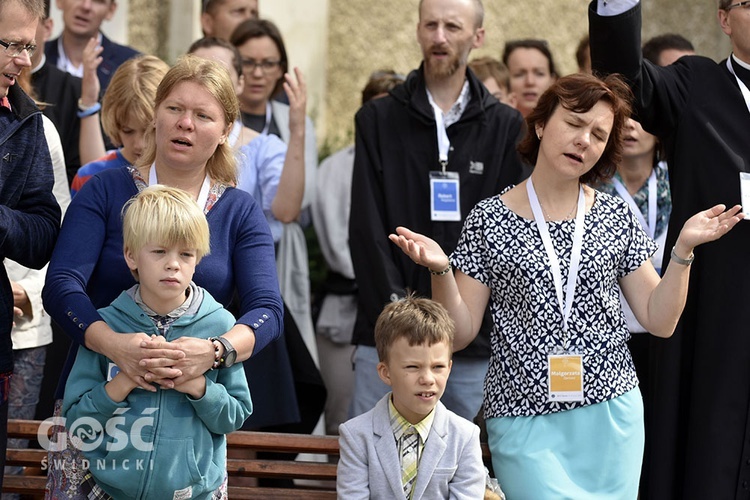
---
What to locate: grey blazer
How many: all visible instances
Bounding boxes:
[337,394,485,499]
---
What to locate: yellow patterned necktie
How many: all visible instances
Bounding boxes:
[400,427,419,499]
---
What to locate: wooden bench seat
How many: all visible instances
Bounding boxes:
[3,419,491,498]
[3,419,340,498]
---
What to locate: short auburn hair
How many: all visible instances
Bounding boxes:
[517,73,633,186]
[375,295,454,364]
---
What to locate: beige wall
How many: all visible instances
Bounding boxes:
[262,0,330,155]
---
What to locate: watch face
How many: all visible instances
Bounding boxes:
[223,350,237,368]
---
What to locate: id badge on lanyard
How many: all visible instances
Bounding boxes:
[728,56,750,220]
[548,352,584,402]
[527,178,587,402]
[741,173,750,219]
[428,92,461,221]
[430,171,461,221]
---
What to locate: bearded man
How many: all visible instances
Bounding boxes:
[348,0,526,420]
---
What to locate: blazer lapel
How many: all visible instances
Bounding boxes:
[373,397,408,500]
[411,403,448,500]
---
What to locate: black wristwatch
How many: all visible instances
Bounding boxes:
[210,336,237,368]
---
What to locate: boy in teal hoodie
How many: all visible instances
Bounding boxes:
[63,185,252,499]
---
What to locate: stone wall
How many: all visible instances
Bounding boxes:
[128,0,171,61]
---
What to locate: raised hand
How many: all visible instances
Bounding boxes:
[676,204,744,254]
[284,66,307,134]
[80,37,103,108]
[388,226,450,273]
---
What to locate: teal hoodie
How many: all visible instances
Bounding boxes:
[62,289,252,499]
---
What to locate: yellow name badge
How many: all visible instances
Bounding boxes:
[547,354,584,402]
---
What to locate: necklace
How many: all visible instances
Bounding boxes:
[539,198,578,221]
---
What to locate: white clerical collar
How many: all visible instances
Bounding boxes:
[732,53,750,71]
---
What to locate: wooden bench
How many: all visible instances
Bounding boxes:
[3,419,491,499]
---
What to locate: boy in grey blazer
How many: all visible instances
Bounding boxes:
[337,297,485,499]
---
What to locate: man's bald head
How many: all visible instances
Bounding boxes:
[419,0,483,29]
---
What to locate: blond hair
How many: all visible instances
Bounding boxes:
[0,0,44,19]
[135,55,240,186]
[101,55,169,146]
[375,295,455,363]
[468,56,510,92]
[122,185,210,266]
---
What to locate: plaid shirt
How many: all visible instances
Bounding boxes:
[388,395,435,492]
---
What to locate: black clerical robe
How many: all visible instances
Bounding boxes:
[590,2,750,499]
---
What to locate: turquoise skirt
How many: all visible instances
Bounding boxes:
[486,388,644,500]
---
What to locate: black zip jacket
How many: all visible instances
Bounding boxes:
[350,64,527,357]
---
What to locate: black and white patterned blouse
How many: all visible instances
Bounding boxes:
[451,190,658,418]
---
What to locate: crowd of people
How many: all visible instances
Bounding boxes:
[1,0,750,498]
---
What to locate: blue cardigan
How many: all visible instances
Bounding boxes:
[43,166,283,397]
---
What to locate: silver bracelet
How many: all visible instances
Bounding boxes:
[429,263,452,276]
[670,246,694,266]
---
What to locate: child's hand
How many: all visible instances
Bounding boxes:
[172,375,206,400]
[105,372,139,402]
[102,331,181,392]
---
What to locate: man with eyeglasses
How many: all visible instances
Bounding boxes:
[590,0,750,498]
[44,0,138,92]
[349,0,525,423]
[0,0,62,490]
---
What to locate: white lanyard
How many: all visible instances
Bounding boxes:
[526,178,586,336]
[148,163,211,210]
[261,102,273,136]
[727,55,750,115]
[426,93,451,173]
[612,169,657,238]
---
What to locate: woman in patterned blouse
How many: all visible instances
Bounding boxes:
[389,73,742,499]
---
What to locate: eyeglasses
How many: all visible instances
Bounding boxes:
[0,39,36,58]
[241,59,281,73]
[726,1,750,10]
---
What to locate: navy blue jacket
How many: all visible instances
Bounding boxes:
[45,32,139,91]
[0,84,62,372]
